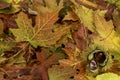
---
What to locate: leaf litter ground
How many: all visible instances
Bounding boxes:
[0,0,120,80]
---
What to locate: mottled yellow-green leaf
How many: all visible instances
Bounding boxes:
[96,73,120,80]
[0,0,23,3]
[91,13,120,70]
[0,41,15,56]
[48,65,74,80]
[93,13,120,52]
[0,5,21,14]
[94,13,114,39]
[10,12,34,42]
[13,0,23,3]
[75,5,94,32]
[74,5,106,32]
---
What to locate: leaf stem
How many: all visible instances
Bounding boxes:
[31,9,59,40]
[8,43,29,59]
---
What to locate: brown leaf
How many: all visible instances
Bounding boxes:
[74,62,87,80]
[10,10,69,47]
[105,5,115,21]
[59,59,76,67]
[31,66,48,80]
[113,10,120,31]
[35,0,44,4]
[34,10,70,46]
[65,24,88,53]
[0,1,11,9]
[0,19,4,34]
[48,65,75,80]
[63,11,79,21]
[36,48,51,63]
[0,14,17,32]
[106,62,120,76]
[42,53,65,68]
[72,24,88,51]
[75,0,107,10]
[31,50,65,80]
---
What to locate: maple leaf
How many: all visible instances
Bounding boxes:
[10,12,34,42]
[94,14,114,39]
[29,0,63,15]
[75,5,95,32]
[74,4,106,32]
[10,11,69,47]
[48,65,75,80]
[31,49,65,80]
[93,13,120,52]
[87,13,120,71]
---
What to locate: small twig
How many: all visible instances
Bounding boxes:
[8,43,29,59]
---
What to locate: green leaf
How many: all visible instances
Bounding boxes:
[96,73,120,80]
[48,65,74,80]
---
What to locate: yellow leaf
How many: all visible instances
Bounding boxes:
[75,5,95,32]
[74,5,106,32]
[10,12,34,42]
[94,13,114,39]
[96,73,120,80]
[29,0,63,15]
[93,13,120,51]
